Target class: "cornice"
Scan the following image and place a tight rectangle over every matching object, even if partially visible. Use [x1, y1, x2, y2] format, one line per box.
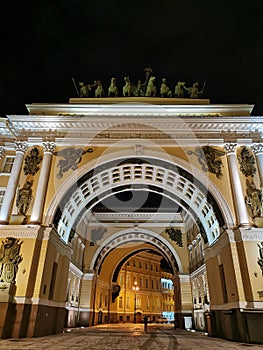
[25, 101, 254, 116]
[91, 212, 183, 223]
[3, 114, 263, 145]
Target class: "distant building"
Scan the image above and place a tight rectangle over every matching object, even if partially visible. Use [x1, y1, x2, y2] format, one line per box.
[116, 252, 163, 323]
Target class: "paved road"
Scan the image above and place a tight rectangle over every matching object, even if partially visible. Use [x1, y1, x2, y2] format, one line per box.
[0, 324, 262, 350]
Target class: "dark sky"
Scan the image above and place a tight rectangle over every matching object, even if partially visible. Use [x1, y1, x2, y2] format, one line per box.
[1, 1, 263, 116]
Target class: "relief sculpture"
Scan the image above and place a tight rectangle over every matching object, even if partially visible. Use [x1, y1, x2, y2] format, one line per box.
[16, 180, 33, 216]
[165, 227, 183, 247]
[24, 147, 43, 175]
[187, 146, 224, 178]
[238, 147, 256, 177]
[0, 237, 23, 283]
[245, 180, 263, 219]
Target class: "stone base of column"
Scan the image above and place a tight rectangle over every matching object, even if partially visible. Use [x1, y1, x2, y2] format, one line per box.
[9, 215, 26, 225]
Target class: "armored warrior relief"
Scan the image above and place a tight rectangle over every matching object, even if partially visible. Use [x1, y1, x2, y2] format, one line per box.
[245, 180, 263, 219]
[16, 180, 33, 216]
[0, 237, 23, 283]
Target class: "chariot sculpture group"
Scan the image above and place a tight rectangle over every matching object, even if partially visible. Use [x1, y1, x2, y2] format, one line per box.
[74, 67, 206, 99]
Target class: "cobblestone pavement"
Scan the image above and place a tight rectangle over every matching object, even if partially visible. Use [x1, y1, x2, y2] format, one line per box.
[0, 324, 263, 350]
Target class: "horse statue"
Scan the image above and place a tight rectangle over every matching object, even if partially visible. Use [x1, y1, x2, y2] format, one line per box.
[146, 76, 157, 97]
[160, 78, 172, 97]
[123, 76, 132, 97]
[108, 77, 118, 97]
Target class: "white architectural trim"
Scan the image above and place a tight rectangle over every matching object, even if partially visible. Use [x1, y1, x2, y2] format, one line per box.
[45, 151, 234, 246]
[89, 227, 184, 273]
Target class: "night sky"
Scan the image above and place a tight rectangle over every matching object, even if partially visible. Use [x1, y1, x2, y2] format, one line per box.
[1, 1, 263, 116]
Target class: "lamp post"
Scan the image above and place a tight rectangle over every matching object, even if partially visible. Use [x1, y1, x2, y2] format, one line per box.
[133, 281, 139, 323]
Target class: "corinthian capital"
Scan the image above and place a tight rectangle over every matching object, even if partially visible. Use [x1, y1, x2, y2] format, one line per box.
[15, 141, 28, 153]
[252, 143, 263, 155]
[0, 146, 5, 159]
[43, 142, 56, 153]
[224, 143, 237, 155]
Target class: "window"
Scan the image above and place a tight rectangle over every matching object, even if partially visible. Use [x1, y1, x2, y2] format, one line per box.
[119, 296, 123, 308]
[133, 260, 136, 267]
[49, 262, 58, 300]
[0, 188, 6, 210]
[146, 296, 149, 309]
[145, 262, 148, 269]
[126, 296, 130, 309]
[2, 156, 15, 173]
[139, 261, 142, 268]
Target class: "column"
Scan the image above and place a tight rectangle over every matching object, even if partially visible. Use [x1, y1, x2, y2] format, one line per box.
[30, 142, 55, 224]
[0, 141, 28, 224]
[252, 143, 263, 185]
[224, 143, 250, 227]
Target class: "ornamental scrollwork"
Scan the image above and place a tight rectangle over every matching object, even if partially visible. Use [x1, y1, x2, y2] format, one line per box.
[23, 148, 43, 175]
[0, 237, 23, 283]
[187, 146, 224, 178]
[165, 227, 183, 247]
[238, 147, 256, 177]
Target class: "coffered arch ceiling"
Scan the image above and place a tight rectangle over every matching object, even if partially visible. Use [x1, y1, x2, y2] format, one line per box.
[50, 156, 233, 246]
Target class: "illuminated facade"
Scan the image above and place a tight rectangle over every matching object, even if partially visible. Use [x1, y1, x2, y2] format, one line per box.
[0, 97, 262, 343]
[116, 252, 163, 323]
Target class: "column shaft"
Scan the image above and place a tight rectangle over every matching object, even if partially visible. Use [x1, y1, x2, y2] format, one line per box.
[30, 143, 54, 224]
[0, 145, 27, 223]
[225, 144, 250, 227]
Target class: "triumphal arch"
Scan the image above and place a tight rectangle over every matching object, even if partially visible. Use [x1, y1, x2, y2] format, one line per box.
[0, 94, 262, 343]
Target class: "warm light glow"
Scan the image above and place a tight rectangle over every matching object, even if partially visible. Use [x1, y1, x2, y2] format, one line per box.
[133, 281, 139, 291]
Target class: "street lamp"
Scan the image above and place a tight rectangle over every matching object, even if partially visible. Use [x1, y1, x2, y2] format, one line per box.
[133, 281, 139, 323]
